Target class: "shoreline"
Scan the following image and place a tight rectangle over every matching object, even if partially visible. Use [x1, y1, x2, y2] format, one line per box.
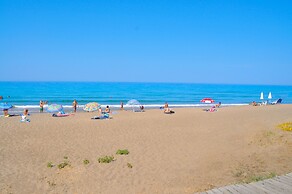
[5, 103, 252, 114]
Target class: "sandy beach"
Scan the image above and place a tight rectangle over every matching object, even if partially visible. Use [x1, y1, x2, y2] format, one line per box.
[0, 105, 292, 194]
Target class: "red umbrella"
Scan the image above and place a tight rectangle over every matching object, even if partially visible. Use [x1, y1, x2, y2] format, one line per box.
[200, 98, 215, 103]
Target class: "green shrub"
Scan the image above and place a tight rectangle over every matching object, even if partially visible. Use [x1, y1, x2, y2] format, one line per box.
[58, 161, 70, 169]
[98, 156, 114, 163]
[83, 159, 90, 165]
[127, 163, 133, 168]
[116, 149, 129, 155]
[47, 162, 54, 168]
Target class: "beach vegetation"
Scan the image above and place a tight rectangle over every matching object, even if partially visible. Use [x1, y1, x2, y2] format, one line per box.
[127, 163, 133, 168]
[245, 172, 276, 183]
[233, 166, 277, 184]
[47, 180, 56, 187]
[58, 161, 70, 169]
[98, 156, 114, 163]
[116, 149, 129, 155]
[47, 162, 54, 168]
[83, 159, 90, 165]
[264, 131, 275, 137]
[64, 156, 68, 159]
[278, 122, 292, 131]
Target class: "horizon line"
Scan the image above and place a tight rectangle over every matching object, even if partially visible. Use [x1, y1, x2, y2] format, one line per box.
[0, 81, 291, 87]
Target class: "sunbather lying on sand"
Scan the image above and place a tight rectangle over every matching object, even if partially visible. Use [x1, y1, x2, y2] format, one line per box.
[52, 111, 73, 117]
[164, 107, 175, 114]
[203, 106, 217, 112]
[91, 113, 111, 120]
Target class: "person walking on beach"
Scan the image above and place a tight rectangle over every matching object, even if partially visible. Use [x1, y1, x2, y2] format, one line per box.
[72, 99, 78, 112]
[39, 101, 44, 113]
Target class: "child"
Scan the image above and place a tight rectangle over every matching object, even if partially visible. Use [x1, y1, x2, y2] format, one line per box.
[21, 109, 30, 122]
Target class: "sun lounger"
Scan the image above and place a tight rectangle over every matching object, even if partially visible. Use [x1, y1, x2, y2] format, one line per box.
[270, 98, 282, 105]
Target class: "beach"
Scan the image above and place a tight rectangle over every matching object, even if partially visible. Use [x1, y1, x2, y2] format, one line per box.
[1, 105, 292, 194]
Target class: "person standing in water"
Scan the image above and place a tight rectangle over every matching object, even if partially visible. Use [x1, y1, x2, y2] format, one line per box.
[72, 99, 78, 112]
[120, 101, 124, 110]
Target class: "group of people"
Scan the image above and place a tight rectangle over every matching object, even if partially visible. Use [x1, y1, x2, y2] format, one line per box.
[2, 98, 181, 120]
[91, 105, 111, 120]
[2, 108, 30, 122]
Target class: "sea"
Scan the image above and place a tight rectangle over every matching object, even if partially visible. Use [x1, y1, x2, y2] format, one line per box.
[0, 82, 291, 113]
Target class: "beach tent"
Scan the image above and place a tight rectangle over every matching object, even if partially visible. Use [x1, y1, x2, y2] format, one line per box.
[126, 99, 141, 111]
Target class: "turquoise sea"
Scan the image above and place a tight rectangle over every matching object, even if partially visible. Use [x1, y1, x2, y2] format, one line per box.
[0, 82, 291, 112]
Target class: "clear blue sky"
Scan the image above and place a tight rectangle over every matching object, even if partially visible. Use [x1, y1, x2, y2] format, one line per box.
[0, 0, 291, 84]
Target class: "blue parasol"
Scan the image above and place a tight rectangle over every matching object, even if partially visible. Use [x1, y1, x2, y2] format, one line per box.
[47, 104, 63, 113]
[0, 103, 13, 110]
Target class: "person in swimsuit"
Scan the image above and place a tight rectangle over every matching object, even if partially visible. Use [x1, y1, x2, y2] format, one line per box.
[3, 109, 9, 117]
[21, 109, 30, 122]
[120, 101, 124, 110]
[164, 102, 175, 114]
[39, 101, 44, 113]
[72, 99, 78, 112]
[105, 106, 110, 113]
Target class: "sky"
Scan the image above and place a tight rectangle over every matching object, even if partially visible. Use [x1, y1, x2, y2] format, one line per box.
[0, 0, 291, 85]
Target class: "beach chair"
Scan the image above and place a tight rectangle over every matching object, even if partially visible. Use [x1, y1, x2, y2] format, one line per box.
[270, 98, 282, 105]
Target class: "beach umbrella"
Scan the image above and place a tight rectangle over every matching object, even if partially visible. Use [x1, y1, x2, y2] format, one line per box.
[126, 99, 141, 111]
[0, 103, 13, 110]
[126, 99, 141, 106]
[83, 102, 100, 112]
[200, 98, 215, 103]
[268, 92, 272, 99]
[260, 92, 264, 100]
[47, 104, 63, 113]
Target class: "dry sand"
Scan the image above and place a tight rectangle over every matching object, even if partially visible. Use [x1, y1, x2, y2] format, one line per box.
[0, 105, 292, 194]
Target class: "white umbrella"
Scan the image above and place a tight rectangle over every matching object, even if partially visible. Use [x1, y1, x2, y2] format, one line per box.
[260, 92, 264, 100]
[268, 92, 272, 99]
[126, 99, 141, 111]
